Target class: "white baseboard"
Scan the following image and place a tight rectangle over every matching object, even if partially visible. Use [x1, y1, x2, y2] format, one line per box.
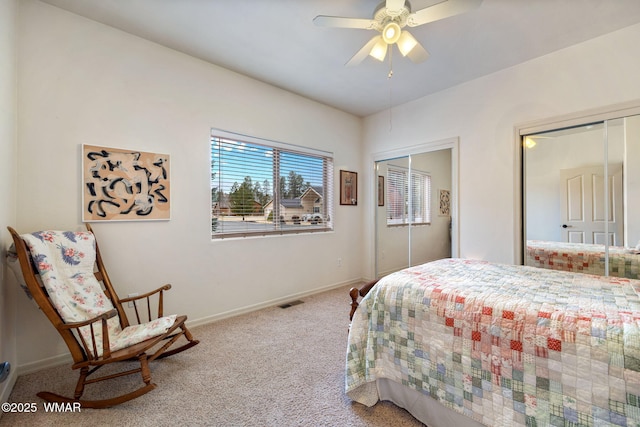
[0, 368, 17, 404]
[186, 277, 363, 329]
[17, 353, 72, 376]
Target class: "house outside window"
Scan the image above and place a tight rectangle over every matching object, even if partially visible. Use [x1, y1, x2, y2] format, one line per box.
[211, 130, 333, 238]
[386, 166, 431, 226]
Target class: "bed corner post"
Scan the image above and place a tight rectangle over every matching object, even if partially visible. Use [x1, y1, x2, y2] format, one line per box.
[349, 279, 380, 323]
[349, 287, 360, 321]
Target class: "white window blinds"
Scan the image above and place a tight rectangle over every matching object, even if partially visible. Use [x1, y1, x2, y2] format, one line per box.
[211, 130, 333, 238]
[386, 166, 431, 225]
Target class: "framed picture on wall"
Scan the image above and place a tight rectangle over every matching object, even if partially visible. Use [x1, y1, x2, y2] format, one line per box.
[340, 170, 358, 205]
[439, 189, 451, 217]
[82, 144, 171, 221]
[378, 176, 384, 206]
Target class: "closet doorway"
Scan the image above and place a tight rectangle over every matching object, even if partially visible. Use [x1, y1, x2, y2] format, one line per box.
[374, 138, 459, 278]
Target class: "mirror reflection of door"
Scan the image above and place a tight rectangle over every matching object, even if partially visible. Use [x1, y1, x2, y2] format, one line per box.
[375, 149, 452, 277]
[560, 164, 622, 244]
[523, 114, 640, 277]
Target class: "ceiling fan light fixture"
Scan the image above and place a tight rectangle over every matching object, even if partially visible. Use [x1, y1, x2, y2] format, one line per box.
[314, 0, 482, 67]
[369, 37, 388, 61]
[381, 22, 402, 44]
[397, 30, 418, 56]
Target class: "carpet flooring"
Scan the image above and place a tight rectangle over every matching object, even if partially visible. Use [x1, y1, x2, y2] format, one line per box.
[3, 285, 425, 426]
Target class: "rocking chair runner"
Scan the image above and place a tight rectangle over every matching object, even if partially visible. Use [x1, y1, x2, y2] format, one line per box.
[7, 225, 199, 408]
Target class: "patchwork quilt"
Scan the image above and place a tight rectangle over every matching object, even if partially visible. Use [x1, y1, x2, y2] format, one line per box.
[527, 240, 640, 279]
[346, 258, 640, 426]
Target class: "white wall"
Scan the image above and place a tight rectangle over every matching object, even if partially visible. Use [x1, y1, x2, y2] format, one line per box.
[16, 0, 363, 368]
[362, 22, 640, 273]
[0, 0, 18, 402]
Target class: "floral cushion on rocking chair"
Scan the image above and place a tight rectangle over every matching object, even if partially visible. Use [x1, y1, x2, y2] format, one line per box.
[21, 230, 176, 358]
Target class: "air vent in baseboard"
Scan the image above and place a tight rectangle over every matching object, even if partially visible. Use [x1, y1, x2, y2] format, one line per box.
[279, 300, 304, 309]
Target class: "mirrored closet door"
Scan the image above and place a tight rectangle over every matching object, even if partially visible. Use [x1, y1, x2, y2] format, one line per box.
[522, 112, 640, 278]
[375, 143, 457, 278]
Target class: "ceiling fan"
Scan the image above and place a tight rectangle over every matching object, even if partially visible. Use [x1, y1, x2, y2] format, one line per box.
[313, 0, 482, 67]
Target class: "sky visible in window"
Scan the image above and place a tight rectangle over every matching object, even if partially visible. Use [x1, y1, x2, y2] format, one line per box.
[211, 137, 324, 195]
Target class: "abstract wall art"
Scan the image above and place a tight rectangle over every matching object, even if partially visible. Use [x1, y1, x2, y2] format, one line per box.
[82, 144, 171, 221]
[439, 189, 450, 217]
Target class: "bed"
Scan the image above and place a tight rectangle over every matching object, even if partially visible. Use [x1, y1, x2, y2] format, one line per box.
[526, 240, 640, 279]
[346, 258, 640, 427]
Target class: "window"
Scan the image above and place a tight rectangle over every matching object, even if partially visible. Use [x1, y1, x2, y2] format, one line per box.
[386, 166, 431, 225]
[211, 130, 333, 238]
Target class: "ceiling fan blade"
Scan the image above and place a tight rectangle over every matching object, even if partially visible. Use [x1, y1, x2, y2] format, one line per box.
[407, 0, 482, 27]
[346, 35, 383, 67]
[406, 40, 430, 63]
[313, 15, 377, 29]
[385, 0, 406, 13]
[396, 31, 429, 63]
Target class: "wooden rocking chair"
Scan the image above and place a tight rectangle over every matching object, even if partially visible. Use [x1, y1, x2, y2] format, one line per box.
[7, 225, 199, 408]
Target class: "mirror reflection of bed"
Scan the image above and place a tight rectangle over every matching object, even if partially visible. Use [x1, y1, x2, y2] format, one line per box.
[523, 114, 640, 278]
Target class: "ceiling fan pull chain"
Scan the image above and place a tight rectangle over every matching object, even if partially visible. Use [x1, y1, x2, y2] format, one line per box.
[388, 48, 393, 131]
[388, 89, 393, 131]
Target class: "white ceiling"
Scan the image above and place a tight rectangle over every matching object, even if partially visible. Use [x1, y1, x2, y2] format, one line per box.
[38, 0, 640, 117]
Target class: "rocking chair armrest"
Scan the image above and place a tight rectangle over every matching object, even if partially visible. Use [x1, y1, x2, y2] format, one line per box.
[119, 284, 172, 323]
[119, 284, 172, 304]
[60, 309, 117, 360]
[59, 309, 118, 330]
